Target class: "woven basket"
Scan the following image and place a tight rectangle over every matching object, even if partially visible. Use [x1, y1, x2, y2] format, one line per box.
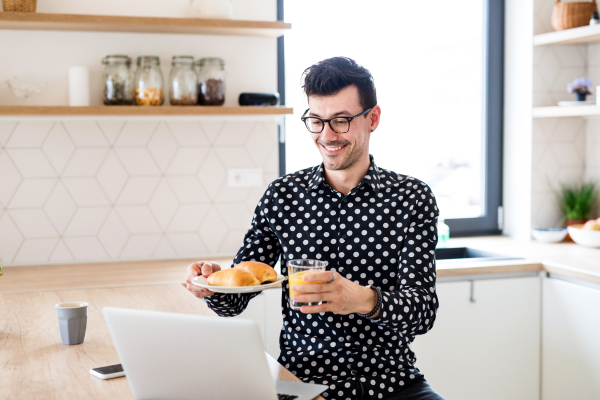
[2, 0, 37, 12]
[552, 0, 598, 31]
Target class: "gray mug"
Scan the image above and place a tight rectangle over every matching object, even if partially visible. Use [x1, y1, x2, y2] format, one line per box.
[55, 302, 88, 345]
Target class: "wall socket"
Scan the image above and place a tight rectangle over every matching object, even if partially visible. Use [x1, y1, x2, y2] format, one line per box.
[228, 168, 263, 188]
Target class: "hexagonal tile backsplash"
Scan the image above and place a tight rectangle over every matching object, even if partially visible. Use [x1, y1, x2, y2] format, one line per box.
[532, 0, 597, 229]
[0, 119, 279, 265]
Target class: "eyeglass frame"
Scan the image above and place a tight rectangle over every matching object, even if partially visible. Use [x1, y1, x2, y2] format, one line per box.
[300, 107, 374, 134]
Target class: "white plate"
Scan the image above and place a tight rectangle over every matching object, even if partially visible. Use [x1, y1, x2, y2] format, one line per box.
[191, 273, 285, 294]
[558, 100, 596, 106]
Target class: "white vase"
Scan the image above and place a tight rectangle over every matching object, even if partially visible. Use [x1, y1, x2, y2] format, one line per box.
[188, 0, 233, 19]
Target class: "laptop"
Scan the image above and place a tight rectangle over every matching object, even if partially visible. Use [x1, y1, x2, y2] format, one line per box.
[103, 307, 327, 400]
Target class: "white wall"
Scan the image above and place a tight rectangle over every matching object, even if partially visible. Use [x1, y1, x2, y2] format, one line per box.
[503, 0, 534, 239]
[0, 1, 281, 265]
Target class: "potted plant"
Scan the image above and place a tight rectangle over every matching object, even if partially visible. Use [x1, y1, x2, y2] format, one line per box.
[567, 77, 593, 101]
[554, 181, 599, 240]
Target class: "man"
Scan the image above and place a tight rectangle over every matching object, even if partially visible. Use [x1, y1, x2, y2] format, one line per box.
[186, 57, 444, 400]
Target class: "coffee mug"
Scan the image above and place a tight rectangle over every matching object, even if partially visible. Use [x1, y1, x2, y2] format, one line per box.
[55, 302, 88, 345]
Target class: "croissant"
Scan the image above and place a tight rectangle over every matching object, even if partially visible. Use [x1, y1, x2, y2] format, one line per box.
[207, 268, 260, 287]
[234, 261, 277, 283]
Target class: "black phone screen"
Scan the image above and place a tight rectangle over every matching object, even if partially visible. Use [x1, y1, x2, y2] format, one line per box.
[92, 364, 123, 374]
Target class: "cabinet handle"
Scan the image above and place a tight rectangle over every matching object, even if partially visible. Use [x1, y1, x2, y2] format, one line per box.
[469, 280, 476, 303]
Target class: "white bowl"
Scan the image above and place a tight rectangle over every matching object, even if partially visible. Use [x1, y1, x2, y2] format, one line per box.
[567, 224, 600, 248]
[532, 228, 567, 243]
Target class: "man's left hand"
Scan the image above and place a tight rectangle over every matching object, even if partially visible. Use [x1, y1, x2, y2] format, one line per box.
[293, 271, 378, 316]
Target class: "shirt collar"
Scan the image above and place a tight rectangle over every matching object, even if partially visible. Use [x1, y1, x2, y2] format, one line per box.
[307, 154, 382, 194]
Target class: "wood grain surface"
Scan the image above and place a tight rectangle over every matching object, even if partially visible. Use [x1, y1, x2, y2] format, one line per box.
[0, 257, 233, 293]
[0, 284, 323, 400]
[0, 12, 291, 37]
[0, 105, 294, 117]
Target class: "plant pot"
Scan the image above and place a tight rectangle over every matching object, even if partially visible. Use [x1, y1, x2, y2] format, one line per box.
[576, 93, 588, 101]
[565, 219, 586, 242]
[2, 0, 37, 12]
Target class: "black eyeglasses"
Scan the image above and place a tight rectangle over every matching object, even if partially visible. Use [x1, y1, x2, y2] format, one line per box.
[301, 107, 373, 134]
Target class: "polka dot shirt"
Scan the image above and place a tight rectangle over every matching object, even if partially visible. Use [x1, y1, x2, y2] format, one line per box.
[205, 155, 440, 400]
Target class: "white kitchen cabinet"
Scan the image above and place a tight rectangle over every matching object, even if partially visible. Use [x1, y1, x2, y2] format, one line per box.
[542, 277, 600, 400]
[263, 288, 283, 359]
[234, 293, 266, 344]
[233, 287, 283, 359]
[410, 276, 541, 400]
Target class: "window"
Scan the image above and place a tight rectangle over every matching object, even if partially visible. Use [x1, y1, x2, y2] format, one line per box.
[280, 0, 504, 236]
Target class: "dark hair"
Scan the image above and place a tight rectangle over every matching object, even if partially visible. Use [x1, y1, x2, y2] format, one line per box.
[302, 57, 377, 112]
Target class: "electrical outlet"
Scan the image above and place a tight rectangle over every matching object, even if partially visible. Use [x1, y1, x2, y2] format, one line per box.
[228, 168, 263, 188]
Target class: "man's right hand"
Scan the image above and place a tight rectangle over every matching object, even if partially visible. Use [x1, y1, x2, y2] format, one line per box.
[185, 261, 222, 298]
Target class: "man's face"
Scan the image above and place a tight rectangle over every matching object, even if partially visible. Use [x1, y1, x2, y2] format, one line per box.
[307, 85, 371, 171]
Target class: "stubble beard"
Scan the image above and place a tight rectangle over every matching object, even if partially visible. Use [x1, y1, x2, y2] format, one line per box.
[320, 134, 367, 171]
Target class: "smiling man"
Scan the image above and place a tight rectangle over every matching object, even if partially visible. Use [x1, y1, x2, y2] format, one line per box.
[186, 57, 444, 400]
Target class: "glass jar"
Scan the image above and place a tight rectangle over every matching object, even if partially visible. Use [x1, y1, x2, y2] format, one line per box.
[102, 55, 133, 105]
[169, 56, 198, 105]
[134, 56, 164, 106]
[196, 57, 225, 106]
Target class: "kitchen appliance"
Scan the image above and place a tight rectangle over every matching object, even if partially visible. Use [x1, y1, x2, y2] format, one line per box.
[239, 92, 281, 106]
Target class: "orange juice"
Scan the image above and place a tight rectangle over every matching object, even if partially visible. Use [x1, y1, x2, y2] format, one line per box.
[288, 270, 325, 310]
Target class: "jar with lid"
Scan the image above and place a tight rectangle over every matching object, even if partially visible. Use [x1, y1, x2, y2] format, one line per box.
[102, 55, 133, 105]
[169, 56, 198, 105]
[196, 57, 225, 105]
[134, 56, 164, 106]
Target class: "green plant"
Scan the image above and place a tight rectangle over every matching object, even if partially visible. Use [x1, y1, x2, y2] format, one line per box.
[553, 181, 599, 226]
[0, 263, 3, 277]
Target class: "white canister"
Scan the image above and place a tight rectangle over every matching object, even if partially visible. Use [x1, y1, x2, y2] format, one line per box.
[69, 66, 90, 106]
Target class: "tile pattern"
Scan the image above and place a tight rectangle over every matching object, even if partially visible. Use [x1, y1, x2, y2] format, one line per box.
[531, 0, 593, 228]
[0, 119, 279, 265]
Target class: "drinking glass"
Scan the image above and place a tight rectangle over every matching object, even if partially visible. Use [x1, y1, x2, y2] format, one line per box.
[288, 259, 328, 310]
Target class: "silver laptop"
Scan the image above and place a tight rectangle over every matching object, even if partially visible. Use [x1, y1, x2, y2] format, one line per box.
[103, 307, 327, 400]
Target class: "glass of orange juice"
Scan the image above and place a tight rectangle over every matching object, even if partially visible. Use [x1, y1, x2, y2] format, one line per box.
[288, 259, 328, 310]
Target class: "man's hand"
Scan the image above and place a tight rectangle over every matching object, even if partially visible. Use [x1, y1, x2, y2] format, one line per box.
[292, 271, 379, 317]
[185, 261, 222, 298]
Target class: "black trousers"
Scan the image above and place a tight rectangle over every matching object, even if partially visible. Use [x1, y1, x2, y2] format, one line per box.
[359, 378, 446, 400]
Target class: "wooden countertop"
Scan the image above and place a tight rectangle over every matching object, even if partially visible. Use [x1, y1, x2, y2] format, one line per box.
[1, 235, 600, 294]
[0, 284, 324, 400]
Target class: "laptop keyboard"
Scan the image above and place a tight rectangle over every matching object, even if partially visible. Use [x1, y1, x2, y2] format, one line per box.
[277, 394, 298, 400]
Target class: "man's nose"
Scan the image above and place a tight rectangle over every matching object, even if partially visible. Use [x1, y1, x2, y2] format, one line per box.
[319, 122, 340, 143]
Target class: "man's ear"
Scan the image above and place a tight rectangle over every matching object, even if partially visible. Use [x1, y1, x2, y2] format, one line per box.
[369, 105, 382, 132]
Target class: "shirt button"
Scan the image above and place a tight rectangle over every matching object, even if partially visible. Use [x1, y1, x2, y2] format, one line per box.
[351, 370, 357, 376]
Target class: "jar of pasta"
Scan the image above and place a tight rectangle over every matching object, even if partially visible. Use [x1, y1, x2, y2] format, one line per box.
[196, 57, 225, 106]
[134, 56, 164, 106]
[169, 56, 198, 105]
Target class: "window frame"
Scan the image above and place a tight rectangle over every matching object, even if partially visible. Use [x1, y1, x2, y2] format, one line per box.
[277, 0, 504, 237]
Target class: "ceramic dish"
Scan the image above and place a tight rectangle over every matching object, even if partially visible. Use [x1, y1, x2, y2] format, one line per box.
[531, 228, 567, 243]
[567, 224, 600, 248]
[191, 274, 285, 294]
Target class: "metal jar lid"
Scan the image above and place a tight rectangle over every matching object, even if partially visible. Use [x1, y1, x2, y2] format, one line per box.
[196, 57, 225, 67]
[137, 56, 160, 66]
[102, 55, 131, 65]
[172, 55, 195, 65]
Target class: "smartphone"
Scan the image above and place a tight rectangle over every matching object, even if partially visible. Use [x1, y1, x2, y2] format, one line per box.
[89, 364, 125, 380]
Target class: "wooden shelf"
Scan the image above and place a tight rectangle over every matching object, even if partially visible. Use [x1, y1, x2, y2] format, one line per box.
[534, 24, 600, 46]
[532, 105, 600, 118]
[0, 12, 291, 37]
[0, 105, 293, 117]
